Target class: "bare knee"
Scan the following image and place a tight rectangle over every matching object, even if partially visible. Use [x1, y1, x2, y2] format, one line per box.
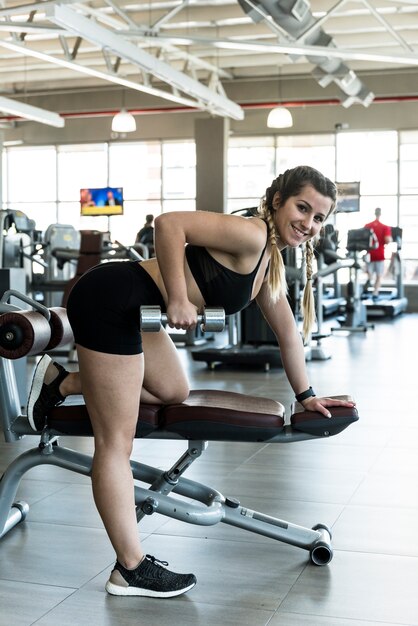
[93, 427, 136, 458]
[145, 379, 190, 405]
[163, 381, 190, 404]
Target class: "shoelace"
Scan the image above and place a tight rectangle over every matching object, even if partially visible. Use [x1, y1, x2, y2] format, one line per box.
[146, 554, 169, 568]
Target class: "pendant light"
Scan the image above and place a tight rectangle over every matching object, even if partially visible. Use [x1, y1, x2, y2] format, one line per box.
[111, 107, 136, 133]
[267, 67, 293, 129]
[267, 106, 293, 128]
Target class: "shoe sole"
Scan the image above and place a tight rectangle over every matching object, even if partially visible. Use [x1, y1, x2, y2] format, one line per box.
[105, 580, 196, 598]
[27, 354, 52, 431]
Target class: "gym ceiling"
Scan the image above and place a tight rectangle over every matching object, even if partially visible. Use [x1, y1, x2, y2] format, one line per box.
[1, 0, 418, 126]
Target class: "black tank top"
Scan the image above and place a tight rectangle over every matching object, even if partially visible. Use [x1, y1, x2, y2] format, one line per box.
[185, 227, 268, 315]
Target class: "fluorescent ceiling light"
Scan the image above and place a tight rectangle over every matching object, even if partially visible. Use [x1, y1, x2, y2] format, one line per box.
[2, 140, 24, 146]
[267, 107, 293, 128]
[212, 38, 418, 66]
[111, 108, 136, 132]
[0, 96, 64, 127]
[146, 33, 418, 67]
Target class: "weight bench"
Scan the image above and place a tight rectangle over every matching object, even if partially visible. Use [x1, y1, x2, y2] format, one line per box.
[0, 290, 359, 567]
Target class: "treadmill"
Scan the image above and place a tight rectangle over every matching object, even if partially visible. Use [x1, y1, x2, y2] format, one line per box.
[364, 226, 408, 319]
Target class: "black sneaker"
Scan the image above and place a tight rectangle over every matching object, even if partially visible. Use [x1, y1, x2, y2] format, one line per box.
[27, 354, 69, 432]
[105, 555, 197, 598]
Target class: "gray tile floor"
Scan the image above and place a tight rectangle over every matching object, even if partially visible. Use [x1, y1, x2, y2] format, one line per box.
[1, 313, 418, 626]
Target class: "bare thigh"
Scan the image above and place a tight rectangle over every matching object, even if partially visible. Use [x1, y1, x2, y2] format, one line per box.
[76, 346, 143, 443]
[142, 328, 189, 404]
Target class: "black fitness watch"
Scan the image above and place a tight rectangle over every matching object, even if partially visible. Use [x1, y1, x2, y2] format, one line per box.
[295, 386, 316, 403]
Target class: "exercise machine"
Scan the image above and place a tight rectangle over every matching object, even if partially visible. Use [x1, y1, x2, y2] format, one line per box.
[34, 223, 81, 307]
[332, 228, 375, 334]
[191, 307, 283, 371]
[363, 226, 408, 319]
[0, 209, 41, 405]
[34, 229, 144, 308]
[310, 225, 354, 360]
[0, 209, 41, 295]
[0, 290, 359, 567]
[311, 257, 353, 359]
[314, 225, 347, 318]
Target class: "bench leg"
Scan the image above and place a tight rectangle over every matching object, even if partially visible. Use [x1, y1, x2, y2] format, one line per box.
[223, 506, 333, 565]
[0, 444, 93, 539]
[130, 442, 334, 566]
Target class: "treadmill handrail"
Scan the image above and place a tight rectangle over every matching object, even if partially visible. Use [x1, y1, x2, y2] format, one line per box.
[314, 258, 354, 279]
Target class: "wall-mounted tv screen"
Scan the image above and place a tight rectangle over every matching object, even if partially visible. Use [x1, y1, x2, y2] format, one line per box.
[336, 181, 360, 213]
[80, 187, 124, 216]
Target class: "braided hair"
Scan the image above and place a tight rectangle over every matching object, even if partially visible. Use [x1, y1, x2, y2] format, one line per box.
[257, 165, 337, 340]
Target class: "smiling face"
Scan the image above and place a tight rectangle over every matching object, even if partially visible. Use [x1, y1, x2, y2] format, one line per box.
[272, 184, 333, 249]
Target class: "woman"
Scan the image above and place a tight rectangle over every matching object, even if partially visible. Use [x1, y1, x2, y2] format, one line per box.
[27, 165, 355, 599]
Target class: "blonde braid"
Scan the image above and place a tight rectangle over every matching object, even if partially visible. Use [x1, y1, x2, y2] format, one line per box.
[302, 239, 316, 342]
[264, 209, 287, 302]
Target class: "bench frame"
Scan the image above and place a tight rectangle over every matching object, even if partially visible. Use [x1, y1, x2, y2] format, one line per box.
[0, 294, 359, 567]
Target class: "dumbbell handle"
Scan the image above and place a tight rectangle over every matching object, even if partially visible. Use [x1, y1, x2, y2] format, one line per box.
[140, 306, 225, 332]
[160, 313, 205, 325]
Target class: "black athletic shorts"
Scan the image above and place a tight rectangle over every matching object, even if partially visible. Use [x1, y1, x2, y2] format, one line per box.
[66, 261, 166, 355]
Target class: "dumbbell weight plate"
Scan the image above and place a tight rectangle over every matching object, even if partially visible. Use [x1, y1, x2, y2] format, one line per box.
[140, 306, 162, 332]
[202, 308, 225, 332]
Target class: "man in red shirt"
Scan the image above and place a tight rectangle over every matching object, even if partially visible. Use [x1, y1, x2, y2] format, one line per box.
[364, 208, 392, 301]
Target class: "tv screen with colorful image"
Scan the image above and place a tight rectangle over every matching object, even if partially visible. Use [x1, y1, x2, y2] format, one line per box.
[80, 187, 124, 217]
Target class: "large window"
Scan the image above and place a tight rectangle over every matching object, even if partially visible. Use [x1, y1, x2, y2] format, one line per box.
[336, 131, 398, 196]
[399, 131, 418, 281]
[2, 130, 418, 283]
[276, 134, 335, 181]
[162, 141, 196, 213]
[228, 137, 275, 213]
[3, 140, 196, 247]
[227, 134, 336, 214]
[6, 146, 58, 232]
[57, 143, 108, 233]
[335, 130, 414, 284]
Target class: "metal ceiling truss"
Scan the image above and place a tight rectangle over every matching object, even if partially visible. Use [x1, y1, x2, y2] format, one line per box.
[1, 0, 418, 125]
[0, 0, 242, 119]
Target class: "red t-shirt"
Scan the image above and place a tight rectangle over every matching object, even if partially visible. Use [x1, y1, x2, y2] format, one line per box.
[364, 219, 392, 261]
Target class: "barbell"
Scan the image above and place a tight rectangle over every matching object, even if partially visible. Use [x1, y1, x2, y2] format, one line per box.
[140, 306, 225, 333]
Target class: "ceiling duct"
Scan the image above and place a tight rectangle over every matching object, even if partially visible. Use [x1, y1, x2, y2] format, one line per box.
[237, 0, 374, 107]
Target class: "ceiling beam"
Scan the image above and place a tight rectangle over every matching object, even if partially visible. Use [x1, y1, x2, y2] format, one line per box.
[46, 3, 243, 119]
[0, 0, 78, 18]
[0, 96, 65, 127]
[0, 37, 229, 111]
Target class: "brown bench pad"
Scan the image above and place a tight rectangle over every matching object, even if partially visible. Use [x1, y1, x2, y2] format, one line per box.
[47, 390, 285, 441]
[161, 390, 285, 441]
[291, 395, 358, 437]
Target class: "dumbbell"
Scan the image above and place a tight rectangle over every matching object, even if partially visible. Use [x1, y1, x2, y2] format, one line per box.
[140, 306, 225, 332]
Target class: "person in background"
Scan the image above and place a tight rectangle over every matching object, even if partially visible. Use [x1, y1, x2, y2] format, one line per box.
[135, 214, 155, 256]
[364, 207, 392, 302]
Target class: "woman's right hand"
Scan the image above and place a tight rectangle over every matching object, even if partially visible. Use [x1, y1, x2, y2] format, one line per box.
[166, 300, 199, 330]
